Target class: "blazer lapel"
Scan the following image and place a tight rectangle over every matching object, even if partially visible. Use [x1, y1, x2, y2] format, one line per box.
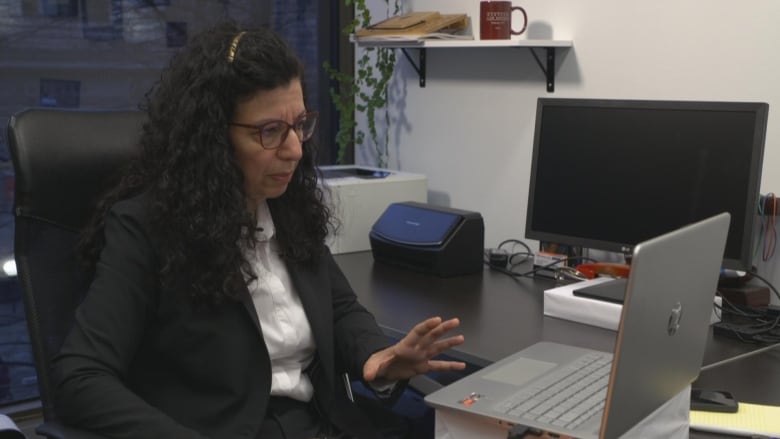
[287, 258, 336, 405]
[238, 284, 262, 335]
[288, 259, 333, 361]
[236, 252, 337, 411]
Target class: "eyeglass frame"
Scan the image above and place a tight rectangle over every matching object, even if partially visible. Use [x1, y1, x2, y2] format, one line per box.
[229, 110, 319, 150]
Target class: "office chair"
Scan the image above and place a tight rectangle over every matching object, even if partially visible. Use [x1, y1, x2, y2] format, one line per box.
[7, 107, 447, 439]
[8, 108, 145, 439]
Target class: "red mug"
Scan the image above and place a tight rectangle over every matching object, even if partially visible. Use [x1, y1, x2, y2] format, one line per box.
[480, 1, 527, 40]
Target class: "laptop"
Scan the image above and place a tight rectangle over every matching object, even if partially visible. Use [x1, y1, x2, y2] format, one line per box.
[425, 212, 731, 439]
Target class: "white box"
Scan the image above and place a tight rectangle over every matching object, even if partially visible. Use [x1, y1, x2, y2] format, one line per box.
[319, 165, 427, 254]
[543, 278, 722, 331]
[544, 277, 623, 331]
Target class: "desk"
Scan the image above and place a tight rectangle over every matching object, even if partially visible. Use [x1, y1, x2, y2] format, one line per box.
[335, 252, 766, 368]
[335, 252, 780, 438]
[690, 344, 780, 438]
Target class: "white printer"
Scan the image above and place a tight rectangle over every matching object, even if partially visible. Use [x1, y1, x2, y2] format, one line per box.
[319, 165, 427, 254]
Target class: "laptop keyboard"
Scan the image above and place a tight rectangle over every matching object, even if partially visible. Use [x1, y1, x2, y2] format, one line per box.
[494, 351, 613, 430]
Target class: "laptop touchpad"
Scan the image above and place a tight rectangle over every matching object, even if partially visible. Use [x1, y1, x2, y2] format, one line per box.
[483, 358, 557, 387]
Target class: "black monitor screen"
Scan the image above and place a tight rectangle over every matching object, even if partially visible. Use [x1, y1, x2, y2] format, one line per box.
[525, 98, 768, 270]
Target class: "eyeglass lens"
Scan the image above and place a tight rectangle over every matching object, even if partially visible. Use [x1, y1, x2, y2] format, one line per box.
[260, 113, 317, 149]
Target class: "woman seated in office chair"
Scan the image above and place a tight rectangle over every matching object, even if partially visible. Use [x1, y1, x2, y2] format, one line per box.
[51, 21, 465, 439]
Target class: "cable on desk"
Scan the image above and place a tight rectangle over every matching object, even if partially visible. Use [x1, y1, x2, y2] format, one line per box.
[700, 341, 780, 371]
[497, 239, 533, 262]
[484, 239, 535, 270]
[486, 254, 597, 279]
[714, 290, 780, 343]
[486, 237, 607, 280]
[746, 270, 780, 303]
[712, 319, 780, 344]
[714, 270, 780, 327]
[757, 192, 777, 261]
[716, 294, 770, 319]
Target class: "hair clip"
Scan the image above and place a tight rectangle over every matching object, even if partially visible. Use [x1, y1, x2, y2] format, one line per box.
[227, 31, 247, 63]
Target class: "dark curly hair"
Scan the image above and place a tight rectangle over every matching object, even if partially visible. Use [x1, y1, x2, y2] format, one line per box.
[79, 21, 333, 306]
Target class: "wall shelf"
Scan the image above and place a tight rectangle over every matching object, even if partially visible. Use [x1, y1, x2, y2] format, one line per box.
[355, 39, 573, 91]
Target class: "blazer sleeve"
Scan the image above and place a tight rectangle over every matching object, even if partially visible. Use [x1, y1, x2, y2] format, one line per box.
[51, 199, 207, 439]
[325, 251, 409, 402]
[324, 250, 387, 373]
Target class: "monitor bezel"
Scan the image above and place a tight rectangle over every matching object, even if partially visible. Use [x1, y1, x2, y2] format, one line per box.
[525, 97, 769, 271]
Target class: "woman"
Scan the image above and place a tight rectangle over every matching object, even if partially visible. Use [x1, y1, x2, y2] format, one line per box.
[52, 21, 465, 438]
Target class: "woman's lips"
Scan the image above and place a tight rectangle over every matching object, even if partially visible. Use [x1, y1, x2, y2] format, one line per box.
[269, 171, 293, 182]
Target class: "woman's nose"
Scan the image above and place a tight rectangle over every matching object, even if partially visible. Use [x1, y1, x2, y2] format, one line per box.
[277, 129, 304, 160]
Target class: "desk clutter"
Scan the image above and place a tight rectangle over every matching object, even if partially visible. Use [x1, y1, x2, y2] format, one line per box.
[369, 201, 484, 277]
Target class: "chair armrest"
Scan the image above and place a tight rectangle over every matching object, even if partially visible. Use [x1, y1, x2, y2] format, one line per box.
[408, 374, 444, 396]
[36, 421, 107, 439]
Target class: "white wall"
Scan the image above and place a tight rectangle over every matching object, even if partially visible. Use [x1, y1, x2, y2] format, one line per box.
[357, 0, 780, 304]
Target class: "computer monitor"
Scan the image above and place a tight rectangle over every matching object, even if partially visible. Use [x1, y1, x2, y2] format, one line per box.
[525, 98, 768, 271]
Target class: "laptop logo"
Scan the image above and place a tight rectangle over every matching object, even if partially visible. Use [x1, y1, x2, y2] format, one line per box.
[667, 302, 683, 335]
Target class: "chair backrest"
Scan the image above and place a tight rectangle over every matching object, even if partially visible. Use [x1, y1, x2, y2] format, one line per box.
[7, 108, 144, 422]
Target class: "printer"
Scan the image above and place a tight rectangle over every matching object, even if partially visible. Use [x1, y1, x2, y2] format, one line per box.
[319, 165, 427, 254]
[369, 201, 484, 277]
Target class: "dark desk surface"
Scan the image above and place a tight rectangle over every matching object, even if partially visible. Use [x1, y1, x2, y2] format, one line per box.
[695, 344, 780, 405]
[335, 252, 780, 438]
[335, 252, 766, 368]
[690, 344, 780, 438]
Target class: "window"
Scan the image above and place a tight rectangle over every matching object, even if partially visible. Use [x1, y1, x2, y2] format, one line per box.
[0, 0, 350, 410]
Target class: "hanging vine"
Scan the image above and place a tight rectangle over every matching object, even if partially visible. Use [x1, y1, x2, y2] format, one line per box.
[324, 0, 400, 167]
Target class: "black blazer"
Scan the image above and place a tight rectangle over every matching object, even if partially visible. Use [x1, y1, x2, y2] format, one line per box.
[51, 195, 394, 438]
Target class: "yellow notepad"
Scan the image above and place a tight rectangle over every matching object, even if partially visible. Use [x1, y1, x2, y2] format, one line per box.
[690, 403, 780, 437]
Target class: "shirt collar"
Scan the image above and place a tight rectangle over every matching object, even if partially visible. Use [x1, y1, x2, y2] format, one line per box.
[255, 201, 276, 241]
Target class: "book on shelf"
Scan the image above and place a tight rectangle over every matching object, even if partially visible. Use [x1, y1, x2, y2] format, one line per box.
[354, 31, 474, 46]
[354, 12, 471, 44]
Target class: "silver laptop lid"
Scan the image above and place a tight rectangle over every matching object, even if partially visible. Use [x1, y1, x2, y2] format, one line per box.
[601, 212, 730, 438]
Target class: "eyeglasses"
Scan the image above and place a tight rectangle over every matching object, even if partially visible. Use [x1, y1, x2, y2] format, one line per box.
[230, 111, 319, 150]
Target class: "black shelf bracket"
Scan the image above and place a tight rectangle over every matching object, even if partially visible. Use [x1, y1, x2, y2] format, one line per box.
[528, 47, 557, 93]
[398, 45, 560, 92]
[400, 47, 427, 87]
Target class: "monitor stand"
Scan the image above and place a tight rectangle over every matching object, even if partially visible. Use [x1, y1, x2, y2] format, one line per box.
[572, 278, 628, 304]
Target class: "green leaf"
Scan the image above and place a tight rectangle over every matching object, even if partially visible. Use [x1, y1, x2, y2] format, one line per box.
[329, 0, 399, 165]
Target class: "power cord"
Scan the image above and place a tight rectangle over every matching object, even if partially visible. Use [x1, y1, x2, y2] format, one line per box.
[746, 270, 780, 303]
[756, 192, 777, 261]
[714, 271, 780, 343]
[484, 238, 600, 279]
[485, 253, 596, 279]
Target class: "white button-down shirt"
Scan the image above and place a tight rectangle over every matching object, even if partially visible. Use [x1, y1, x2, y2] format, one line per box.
[244, 201, 316, 402]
